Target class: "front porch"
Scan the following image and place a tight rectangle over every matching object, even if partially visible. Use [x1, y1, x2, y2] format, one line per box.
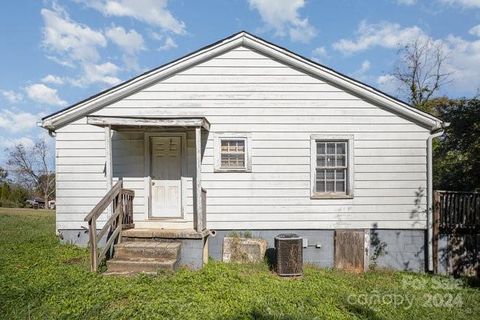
[84, 115, 211, 272]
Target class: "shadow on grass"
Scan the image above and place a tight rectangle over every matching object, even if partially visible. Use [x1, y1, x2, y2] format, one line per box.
[235, 308, 317, 320]
[343, 303, 383, 320]
[463, 276, 480, 288]
[265, 247, 276, 271]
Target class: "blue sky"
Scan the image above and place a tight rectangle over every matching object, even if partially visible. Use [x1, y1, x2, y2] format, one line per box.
[0, 0, 479, 162]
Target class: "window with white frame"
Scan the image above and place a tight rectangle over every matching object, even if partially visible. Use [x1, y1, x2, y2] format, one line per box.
[311, 135, 354, 198]
[214, 134, 252, 172]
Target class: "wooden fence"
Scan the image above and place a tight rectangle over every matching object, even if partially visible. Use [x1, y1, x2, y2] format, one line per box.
[433, 191, 480, 276]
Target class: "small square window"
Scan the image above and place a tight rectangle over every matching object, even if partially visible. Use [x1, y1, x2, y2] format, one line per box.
[215, 134, 251, 172]
[220, 140, 246, 169]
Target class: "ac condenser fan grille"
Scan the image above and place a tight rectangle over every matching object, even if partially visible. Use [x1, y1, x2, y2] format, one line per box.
[275, 234, 303, 276]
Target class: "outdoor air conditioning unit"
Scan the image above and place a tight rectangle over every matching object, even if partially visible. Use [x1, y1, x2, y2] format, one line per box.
[275, 234, 303, 276]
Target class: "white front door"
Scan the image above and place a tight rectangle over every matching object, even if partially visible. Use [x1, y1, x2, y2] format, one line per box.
[150, 136, 182, 218]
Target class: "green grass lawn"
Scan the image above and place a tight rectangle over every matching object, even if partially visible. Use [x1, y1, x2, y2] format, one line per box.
[0, 208, 479, 320]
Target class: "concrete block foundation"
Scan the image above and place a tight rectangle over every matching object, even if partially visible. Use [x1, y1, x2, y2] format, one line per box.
[208, 229, 426, 272]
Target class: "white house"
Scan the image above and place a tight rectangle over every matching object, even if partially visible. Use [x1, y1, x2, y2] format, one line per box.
[41, 32, 445, 272]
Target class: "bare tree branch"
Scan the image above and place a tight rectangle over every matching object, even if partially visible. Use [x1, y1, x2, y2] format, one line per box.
[393, 39, 451, 109]
[6, 140, 55, 202]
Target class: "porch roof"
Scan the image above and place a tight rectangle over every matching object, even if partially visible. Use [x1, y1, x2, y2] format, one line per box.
[86, 115, 210, 131]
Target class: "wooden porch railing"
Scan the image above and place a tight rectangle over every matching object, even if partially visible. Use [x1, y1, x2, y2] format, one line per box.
[84, 180, 135, 271]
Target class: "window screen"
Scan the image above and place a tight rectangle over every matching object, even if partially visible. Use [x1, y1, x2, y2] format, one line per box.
[220, 139, 246, 169]
[315, 141, 348, 193]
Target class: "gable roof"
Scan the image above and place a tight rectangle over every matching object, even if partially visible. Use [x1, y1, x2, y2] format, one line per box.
[41, 31, 444, 132]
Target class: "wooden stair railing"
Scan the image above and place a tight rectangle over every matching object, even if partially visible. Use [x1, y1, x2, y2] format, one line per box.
[84, 180, 135, 271]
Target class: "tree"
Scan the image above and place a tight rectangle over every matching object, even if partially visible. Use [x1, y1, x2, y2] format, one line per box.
[393, 39, 450, 110]
[432, 98, 480, 191]
[0, 167, 7, 183]
[36, 173, 56, 201]
[9, 184, 29, 207]
[1, 182, 10, 201]
[6, 140, 55, 203]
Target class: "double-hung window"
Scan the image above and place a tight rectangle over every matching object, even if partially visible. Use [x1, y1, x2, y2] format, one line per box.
[311, 135, 354, 198]
[214, 133, 252, 172]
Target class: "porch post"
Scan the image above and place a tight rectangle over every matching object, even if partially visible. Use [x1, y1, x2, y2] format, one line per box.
[105, 125, 113, 216]
[194, 126, 204, 231]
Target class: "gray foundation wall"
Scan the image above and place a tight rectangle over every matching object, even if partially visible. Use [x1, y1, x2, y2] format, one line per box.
[369, 229, 426, 272]
[178, 238, 206, 270]
[208, 229, 427, 272]
[58, 229, 91, 247]
[59, 228, 427, 272]
[209, 230, 335, 267]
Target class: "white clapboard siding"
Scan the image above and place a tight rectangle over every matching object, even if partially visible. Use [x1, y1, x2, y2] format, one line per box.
[110, 99, 377, 108]
[184, 197, 425, 206]
[190, 188, 423, 198]
[145, 82, 339, 92]
[206, 212, 426, 222]
[208, 221, 427, 229]
[202, 139, 426, 149]
[56, 45, 430, 231]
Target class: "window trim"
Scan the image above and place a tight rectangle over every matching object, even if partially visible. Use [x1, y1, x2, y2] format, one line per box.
[214, 133, 252, 172]
[310, 134, 354, 199]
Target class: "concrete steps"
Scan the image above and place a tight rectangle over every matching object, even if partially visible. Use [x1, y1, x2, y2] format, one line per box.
[114, 242, 181, 260]
[105, 239, 181, 275]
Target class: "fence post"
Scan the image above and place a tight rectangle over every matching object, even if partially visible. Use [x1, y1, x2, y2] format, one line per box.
[432, 191, 441, 274]
[89, 219, 97, 272]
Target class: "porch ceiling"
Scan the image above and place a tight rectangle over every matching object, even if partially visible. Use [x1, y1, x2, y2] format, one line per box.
[86, 115, 210, 131]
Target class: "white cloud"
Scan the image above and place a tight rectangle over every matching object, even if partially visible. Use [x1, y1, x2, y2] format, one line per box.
[376, 74, 401, 94]
[0, 136, 35, 149]
[1, 90, 23, 104]
[77, 0, 186, 34]
[150, 31, 163, 41]
[346, 21, 480, 95]
[441, 35, 480, 94]
[350, 60, 372, 82]
[41, 6, 107, 65]
[439, 0, 480, 8]
[41, 74, 64, 85]
[313, 47, 327, 57]
[358, 60, 371, 73]
[41, 5, 124, 88]
[333, 21, 427, 54]
[289, 19, 317, 43]
[69, 62, 122, 87]
[106, 26, 145, 71]
[311, 46, 328, 63]
[0, 109, 39, 133]
[248, 0, 317, 43]
[45, 55, 76, 68]
[397, 0, 417, 5]
[25, 83, 67, 106]
[157, 36, 177, 51]
[106, 26, 145, 54]
[469, 25, 480, 37]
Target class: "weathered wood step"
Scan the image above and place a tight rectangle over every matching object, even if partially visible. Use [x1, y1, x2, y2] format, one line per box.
[114, 242, 181, 260]
[106, 258, 178, 273]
